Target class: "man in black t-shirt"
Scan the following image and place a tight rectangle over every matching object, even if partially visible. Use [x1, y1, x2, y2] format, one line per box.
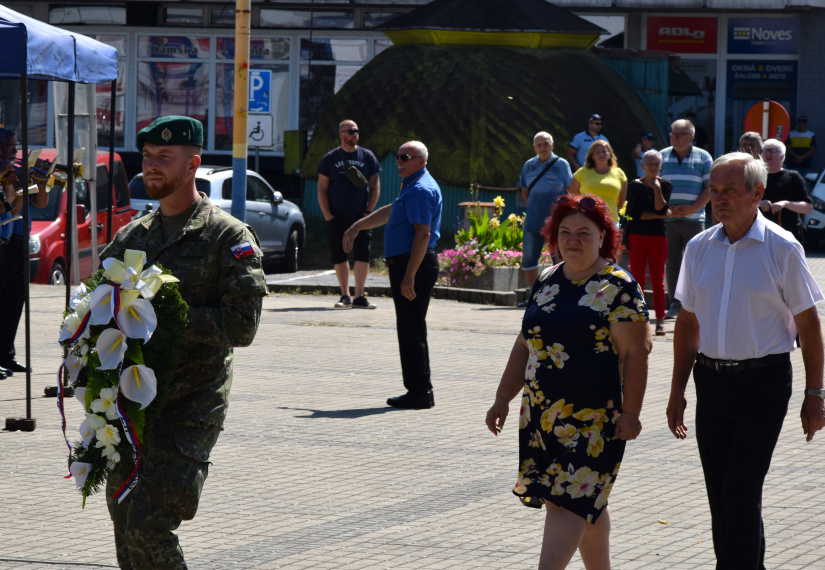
[318, 120, 382, 309]
[759, 138, 812, 243]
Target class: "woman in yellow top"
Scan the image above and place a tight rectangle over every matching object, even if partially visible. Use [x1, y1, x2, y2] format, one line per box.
[569, 140, 628, 223]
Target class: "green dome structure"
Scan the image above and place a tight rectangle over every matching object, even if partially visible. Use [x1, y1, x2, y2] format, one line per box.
[302, 43, 663, 188]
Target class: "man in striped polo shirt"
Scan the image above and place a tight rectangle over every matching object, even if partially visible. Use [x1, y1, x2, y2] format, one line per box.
[661, 118, 713, 319]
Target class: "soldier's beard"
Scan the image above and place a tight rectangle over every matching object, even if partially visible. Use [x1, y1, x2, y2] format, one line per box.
[145, 180, 178, 200]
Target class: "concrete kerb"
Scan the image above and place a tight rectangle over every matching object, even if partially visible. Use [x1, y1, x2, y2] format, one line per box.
[266, 283, 524, 307]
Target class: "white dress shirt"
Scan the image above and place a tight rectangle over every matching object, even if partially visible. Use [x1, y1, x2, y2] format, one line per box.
[676, 211, 823, 360]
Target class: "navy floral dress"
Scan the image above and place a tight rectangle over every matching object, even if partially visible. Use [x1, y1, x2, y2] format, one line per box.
[514, 263, 648, 523]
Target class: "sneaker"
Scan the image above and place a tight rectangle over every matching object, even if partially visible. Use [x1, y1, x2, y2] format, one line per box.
[352, 296, 376, 309]
[665, 304, 681, 319]
[334, 295, 352, 309]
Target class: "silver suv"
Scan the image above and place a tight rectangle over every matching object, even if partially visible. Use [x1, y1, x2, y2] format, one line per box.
[129, 166, 305, 271]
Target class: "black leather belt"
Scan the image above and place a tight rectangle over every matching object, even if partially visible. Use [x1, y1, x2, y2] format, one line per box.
[696, 352, 790, 373]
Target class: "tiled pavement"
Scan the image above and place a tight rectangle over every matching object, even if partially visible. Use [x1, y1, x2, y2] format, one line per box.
[3, 254, 825, 569]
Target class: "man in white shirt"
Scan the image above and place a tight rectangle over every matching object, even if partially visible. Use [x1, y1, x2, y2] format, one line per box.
[666, 152, 825, 569]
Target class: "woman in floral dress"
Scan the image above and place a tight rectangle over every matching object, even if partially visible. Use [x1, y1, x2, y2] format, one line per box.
[486, 195, 651, 569]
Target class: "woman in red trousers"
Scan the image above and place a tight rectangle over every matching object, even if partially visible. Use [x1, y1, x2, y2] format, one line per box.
[626, 149, 672, 336]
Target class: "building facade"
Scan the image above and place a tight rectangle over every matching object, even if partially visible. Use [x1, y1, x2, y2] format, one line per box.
[2, 0, 823, 182]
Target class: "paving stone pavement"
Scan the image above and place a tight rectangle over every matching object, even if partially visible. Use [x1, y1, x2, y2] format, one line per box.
[2, 253, 825, 569]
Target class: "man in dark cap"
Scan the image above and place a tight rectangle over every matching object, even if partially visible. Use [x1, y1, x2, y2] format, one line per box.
[632, 132, 657, 178]
[567, 113, 609, 171]
[101, 115, 268, 568]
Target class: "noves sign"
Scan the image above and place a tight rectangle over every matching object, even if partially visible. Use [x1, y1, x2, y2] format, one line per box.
[728, 17, 799, 55]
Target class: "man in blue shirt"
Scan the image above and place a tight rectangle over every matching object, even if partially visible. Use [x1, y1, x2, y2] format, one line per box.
[0, 128, 48, 375]
[567, 114, 609, 171]
[518, 131, 572, 303]
[343, 140, 442, 409]
[660, 119, 712, 319]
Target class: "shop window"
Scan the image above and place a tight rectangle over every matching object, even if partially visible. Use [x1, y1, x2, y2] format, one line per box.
[299, 63, 362, 131]
[260, 9, 354, 30]
[301, 39, 367, 62]
[364, 11, 405, 29]
[0, 79, 48, 146]
[211, 8, 235, 26]
[88, 35, 128, 150]
[95, 62, 127, 149]
[138, 36, 210, 59]
[375, 39, 393, 57]
[164, 7, 204, 25]
[49, 6, 126, 25]
[135, 62, 209, 147]
[216, 38, 290, 61]
[214, 63, 288, 153]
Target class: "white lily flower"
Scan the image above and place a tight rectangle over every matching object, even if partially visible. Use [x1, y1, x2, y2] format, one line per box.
[120, 365, 157, 410]
[90, 387, 119, 421]
[79, 420, 94, 448]
[74, 386, 87, 411]
[70, 282, 88, 305]
[95, 423, 121, 447]
[136, 270, 179, 301]
[101, 444, 121, 469]
[69, 461, 93, 490]
[96, 328, 128, 370]
[88, 283, 140, 326]
[64, 354, 85, 385]
[117, 299, 157, 343]
[103, 250, 178, 301]
[58, 303, 91, 343]
[85, 413, 106, 431]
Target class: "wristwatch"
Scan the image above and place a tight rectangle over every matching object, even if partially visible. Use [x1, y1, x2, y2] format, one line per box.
[804, 388, 825, 399]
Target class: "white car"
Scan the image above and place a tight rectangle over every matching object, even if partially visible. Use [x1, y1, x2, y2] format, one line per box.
[129, 166, 305, 271]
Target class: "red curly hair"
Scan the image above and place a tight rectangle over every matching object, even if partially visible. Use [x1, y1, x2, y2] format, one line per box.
[541, 194, 621, 262]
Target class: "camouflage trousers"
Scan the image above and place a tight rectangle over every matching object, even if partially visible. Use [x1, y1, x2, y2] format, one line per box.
[106, 422, 222, 569]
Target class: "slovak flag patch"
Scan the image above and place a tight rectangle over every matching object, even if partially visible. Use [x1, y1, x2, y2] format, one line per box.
[232, 241, 254, 259]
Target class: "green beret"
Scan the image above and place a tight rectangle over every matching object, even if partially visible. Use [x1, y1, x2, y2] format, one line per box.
[137, 115, 203, 151]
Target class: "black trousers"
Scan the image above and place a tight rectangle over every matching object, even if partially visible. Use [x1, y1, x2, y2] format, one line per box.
[693, 358, 792, 570]
[387, 251, 439, 394]
[0, 235, 25, 365]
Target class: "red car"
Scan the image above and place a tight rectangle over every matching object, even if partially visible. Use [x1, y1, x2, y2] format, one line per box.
[27, 149, 132, 284]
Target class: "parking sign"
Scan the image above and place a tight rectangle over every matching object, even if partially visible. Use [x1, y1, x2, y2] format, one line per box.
[248, 69, 272, 114]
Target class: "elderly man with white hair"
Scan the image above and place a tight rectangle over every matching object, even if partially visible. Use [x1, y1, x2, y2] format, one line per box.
[667, 151, 825, 569]
[343, 141, 442, 409]
[759, 137, 813, 243]
[517, 131, 573, 302]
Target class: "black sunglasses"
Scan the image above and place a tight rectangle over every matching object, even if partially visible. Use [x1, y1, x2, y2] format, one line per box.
[591, 122, 603, 126]
[395, 153, 421, 162]
[340, 128, 359, 135]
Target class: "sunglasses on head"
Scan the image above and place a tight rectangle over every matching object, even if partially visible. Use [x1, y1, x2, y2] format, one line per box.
[340, 128, 359, 135]
[395, 153, 421, 162]
[559, 195, 597, 213]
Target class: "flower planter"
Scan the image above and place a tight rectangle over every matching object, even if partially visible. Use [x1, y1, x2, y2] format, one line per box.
[459, 266, 527, 291]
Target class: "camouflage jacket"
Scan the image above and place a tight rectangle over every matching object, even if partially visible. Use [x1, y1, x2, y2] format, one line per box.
[100, 194, 268, 428]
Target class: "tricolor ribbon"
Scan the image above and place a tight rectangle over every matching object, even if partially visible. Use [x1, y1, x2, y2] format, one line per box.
[112, 394, 141, 503]
[112, 283, 123, 332]
[57, 310, 91, 478]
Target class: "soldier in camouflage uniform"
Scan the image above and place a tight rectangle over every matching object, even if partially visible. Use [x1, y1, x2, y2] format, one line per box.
[101, 116, 268, 569]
